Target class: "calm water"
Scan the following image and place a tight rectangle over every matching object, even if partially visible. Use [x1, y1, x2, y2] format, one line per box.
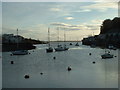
[2, 42, 118, 88]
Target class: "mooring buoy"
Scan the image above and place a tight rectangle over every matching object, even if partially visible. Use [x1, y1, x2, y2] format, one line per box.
[89, 53, 92, 55]
[11, 61, 14, 64]
[67, 66, 72, 71]
[24, 75, 30, 79]
[92, 61, 96, 64]
[40, 72, 43, 75]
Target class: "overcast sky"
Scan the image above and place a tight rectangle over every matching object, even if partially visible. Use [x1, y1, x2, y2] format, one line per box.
[2, 2, 118, 41]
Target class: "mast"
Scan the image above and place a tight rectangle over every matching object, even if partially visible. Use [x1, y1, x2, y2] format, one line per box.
[57, 27, 59, 45]
[64, 29, 66, 45]
[17, 28, 19, 49]
[48, 27, 50, 47]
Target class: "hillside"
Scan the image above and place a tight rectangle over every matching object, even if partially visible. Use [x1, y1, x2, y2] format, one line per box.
[82, 17, 120, 49]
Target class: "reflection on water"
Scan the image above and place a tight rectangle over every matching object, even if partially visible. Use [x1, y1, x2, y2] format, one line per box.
[2, 42, 118, 88]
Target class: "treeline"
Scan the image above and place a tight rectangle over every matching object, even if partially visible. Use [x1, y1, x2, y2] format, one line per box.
[100, 17, 120, 34]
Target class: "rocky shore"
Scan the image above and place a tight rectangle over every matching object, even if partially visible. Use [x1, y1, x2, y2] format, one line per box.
[2, 34, 47, 52]
[82, 17, 120, 49]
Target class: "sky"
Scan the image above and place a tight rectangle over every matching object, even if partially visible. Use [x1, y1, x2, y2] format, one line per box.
[2, 1, 118, 41]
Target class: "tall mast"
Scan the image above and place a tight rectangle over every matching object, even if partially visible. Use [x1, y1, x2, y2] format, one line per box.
[17, 28, 19, 49]
[64, 29, 66, 45]
[57, 27, 59, 45]
[48, 27, 50, 47]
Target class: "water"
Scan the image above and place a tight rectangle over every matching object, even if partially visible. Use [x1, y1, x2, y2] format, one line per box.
[2, 42, 118, 88]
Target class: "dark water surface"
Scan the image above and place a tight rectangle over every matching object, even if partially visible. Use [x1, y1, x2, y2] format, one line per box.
[2, 42, 118, 88]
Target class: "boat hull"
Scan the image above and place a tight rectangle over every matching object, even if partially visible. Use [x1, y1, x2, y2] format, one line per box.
[12, 50, 28, 55]
[64, 47, 69, 50]
[46, 48, 53, 53]
[54, 48, 65, 51]
[101, 54, 113, 59]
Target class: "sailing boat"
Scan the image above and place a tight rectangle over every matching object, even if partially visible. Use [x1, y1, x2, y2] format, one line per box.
[11, 29, 29, 55]
[54, 27, 65, 51]
[63, 30, 69, 50]
[46, 27, 53, 53]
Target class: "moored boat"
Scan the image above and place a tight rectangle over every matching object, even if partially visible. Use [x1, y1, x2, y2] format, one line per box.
[101, 53, 114, 59]
[46, 27, 53, 53]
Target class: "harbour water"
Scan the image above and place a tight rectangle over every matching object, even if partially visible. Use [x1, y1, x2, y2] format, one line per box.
[2, 42, 118, 88]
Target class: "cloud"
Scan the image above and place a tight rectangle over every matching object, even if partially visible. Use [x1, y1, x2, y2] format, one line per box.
[91, 19, 103, 24]
[81, 2, 118, 12]
[64, 17, 74, 20]
[50, 22, 70, 27]
[50, 22, 100, 31]
[93, 0, 119, 2]
[2, 0, 119, 2]
[74, 9, 91, 12]
[50, 8, 61, 12]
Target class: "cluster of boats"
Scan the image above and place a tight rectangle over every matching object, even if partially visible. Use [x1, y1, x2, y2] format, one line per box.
[11, 28, 115, 59]
[46, 28, 70, 52]
[46, 44, 69, 53]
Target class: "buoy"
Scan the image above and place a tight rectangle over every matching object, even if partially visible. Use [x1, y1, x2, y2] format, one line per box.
[89, 53, 91, 55]
[53, 57, 56, 59]
[24, 75, 30, 79]
[29, 53, 30, 54]
[11, 61, 14, 64]
[40, 72, 43, 75]
[115, 56, 117, 57]
[92, 61, 96, 64]
[67, 66, 72, 71]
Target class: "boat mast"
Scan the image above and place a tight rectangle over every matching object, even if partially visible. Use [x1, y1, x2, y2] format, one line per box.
[48, 27, 50, 48]
[57, 27, 59, 45]
[17, 28, 19, 49]
[64, 29, 66, 45]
